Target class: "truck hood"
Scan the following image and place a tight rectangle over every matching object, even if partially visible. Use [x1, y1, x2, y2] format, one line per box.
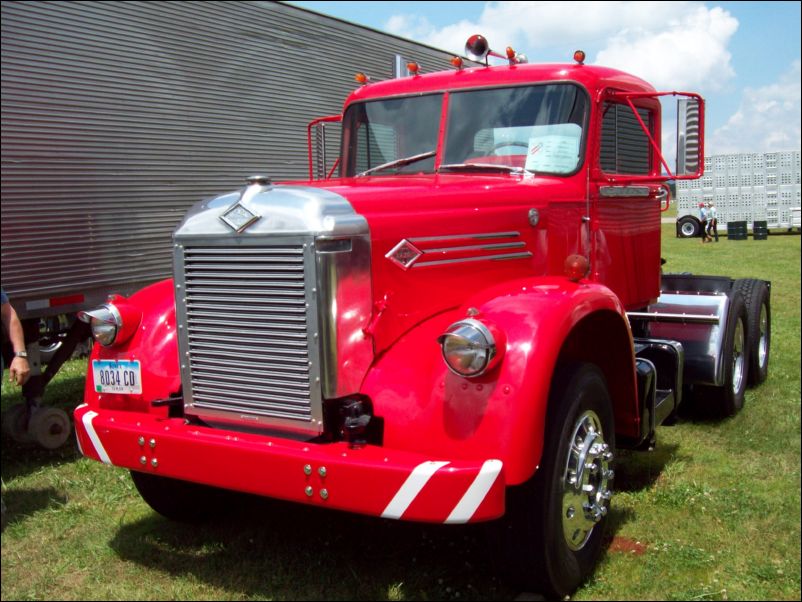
[175, 173, 584, 359]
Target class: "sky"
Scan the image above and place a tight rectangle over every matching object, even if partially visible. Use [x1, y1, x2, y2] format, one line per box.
[288, 1, 801, 157]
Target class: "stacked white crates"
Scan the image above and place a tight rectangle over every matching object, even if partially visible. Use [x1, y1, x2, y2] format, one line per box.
[677, 150, 801, 230]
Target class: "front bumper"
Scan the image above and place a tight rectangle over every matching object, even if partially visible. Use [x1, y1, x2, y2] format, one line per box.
[74, 404, 505, 523]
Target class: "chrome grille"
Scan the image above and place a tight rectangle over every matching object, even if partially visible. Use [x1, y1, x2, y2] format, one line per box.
[181, 245, 314, 424]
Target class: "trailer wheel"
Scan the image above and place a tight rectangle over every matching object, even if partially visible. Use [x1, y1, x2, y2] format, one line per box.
[130, 470, 233, 523]
[1, 403, 33, 444]
[698, 292, 749, 417]
[28, 407, 71, 449]
[677, 216, 700, 238]
[493, 363, 614, 598]
[732, 279, 770, 386]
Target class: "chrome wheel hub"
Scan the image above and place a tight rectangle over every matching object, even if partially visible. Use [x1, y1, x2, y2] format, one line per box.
[758, 305, 768, 368]
[732, 319, 745, 394]
[561, 410, 613, 551]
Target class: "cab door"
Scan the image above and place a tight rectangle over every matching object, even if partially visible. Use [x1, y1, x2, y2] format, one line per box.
[590, 94, 664, 310]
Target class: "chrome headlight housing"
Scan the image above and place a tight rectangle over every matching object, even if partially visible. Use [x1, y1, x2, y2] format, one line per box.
[437, 318, 502, 377]
[79, 305, 121, 346]
[78, 299, 141, 347]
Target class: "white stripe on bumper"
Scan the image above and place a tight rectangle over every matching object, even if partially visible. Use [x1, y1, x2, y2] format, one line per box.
[445, 459, 504, 523]
[81, 410, 111, 464]
[381, 460, 450, 519]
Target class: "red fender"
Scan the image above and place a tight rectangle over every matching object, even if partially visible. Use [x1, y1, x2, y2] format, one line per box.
[82, 278, 180, 415]
[361, 276, 638, 485]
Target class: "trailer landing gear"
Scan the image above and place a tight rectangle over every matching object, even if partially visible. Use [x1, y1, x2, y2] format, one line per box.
[1, 403, 71, 449]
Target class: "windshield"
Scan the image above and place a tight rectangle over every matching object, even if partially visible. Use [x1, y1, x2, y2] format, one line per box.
[340, 83, 587, 178]
[341, 94, 442, 177]
[444, 84, 587, 175]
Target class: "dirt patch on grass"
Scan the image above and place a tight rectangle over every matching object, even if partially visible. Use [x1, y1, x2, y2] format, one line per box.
[609, 536, 648, 555]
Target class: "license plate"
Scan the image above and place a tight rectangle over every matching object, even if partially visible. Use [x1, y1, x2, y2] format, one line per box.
[92, 359, 142, 394]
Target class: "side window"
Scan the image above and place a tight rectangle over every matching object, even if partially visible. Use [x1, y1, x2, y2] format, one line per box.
[600, 103, 652, 174]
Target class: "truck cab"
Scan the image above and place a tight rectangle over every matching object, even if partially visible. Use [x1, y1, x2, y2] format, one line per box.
[74, 39, 769, 598]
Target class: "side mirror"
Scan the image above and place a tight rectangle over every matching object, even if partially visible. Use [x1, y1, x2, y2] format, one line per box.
[676, 97, 704, 178]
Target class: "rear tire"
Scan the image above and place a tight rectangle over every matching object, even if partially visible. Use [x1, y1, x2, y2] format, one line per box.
[732, 279, 770, 386]
[492, 363, 614, 598]
[130, 471, 233, 523]
[697, 292, 749, 417]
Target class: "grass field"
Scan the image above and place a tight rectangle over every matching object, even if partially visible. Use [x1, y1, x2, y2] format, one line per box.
[2, 225, 800, 601]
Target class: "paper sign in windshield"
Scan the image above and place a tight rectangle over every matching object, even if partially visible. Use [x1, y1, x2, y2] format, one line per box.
[525, 124, 582, 174]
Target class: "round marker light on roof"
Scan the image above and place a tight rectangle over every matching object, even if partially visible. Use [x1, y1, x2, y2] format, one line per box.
[506, 46, 516, 59]
[407, 62, 420, 76]
[450, 56, 464, 70]
[355, 72, 369, 85]
[573, 50, 586, 65]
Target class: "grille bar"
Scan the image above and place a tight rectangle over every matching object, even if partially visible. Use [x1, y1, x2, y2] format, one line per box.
[181, 244, 315, 423]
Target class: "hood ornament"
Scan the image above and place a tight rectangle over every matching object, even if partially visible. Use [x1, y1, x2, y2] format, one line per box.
[220, 202, 260, 233]
[220, 175, 269, 233]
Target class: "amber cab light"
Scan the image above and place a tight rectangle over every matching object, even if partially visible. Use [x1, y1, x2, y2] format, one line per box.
[450, 56, 464, 70]
[355, 72, 369, 85]
[565, 254, 590, 282]
[573, 50, 586, 64]
[407, 62, 420, 75]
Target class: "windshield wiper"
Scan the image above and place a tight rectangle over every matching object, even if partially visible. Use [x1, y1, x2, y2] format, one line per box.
[438, 162, 528, 175]
[356, 150, 436, 177]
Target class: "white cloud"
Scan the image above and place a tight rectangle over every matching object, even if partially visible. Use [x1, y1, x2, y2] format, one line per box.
[708, 60, 802, 155]
[385, 1, 738, 91]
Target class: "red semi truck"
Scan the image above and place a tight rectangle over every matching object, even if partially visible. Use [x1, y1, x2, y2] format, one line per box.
[73, 37, 771, 596]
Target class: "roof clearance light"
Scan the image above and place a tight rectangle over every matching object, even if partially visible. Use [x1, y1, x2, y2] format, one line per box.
[407, 62, 420, 76]
[355, 72, 369, 85]
[465, 34, 490, 62]
[573, 50, 586, 65]
[450, 56, 464, 70]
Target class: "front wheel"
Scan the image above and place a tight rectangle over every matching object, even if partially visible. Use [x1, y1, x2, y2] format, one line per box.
[130, 471, 234, 523]
[493, 363, 615, 598]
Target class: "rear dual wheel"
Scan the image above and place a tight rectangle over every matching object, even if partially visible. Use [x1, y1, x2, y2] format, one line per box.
[732, 279, 770, 386]
[696, 292, 749, 417]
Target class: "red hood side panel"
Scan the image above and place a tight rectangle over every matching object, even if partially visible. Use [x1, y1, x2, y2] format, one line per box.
[291, 174, 587, 354]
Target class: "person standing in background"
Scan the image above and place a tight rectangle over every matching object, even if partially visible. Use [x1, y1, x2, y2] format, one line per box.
[1, 287, 31, 386]
[706, 201, 719, 242]
[698, 202, 710, 243]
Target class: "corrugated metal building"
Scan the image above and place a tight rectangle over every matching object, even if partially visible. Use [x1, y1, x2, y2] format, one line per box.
[1, 0, 466, 318]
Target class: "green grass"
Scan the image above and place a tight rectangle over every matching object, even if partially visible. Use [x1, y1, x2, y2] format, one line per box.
[2, 226, 800, 600]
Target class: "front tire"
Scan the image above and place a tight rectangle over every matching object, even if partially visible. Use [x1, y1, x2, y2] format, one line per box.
[494, 363, 614, 598]
[130, 471, 233, 523]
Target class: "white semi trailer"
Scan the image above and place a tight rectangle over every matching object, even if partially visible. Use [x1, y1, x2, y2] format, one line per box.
[676, 150, 801, 237]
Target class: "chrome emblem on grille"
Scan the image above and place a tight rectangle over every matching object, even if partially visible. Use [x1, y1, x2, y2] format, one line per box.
[386, 239, 423, 270]
[220, 202, 261, 233]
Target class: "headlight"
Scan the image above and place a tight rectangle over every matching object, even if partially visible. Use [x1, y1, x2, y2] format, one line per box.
[78, 300, 140, 347]
[437, 318, 502, 377]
